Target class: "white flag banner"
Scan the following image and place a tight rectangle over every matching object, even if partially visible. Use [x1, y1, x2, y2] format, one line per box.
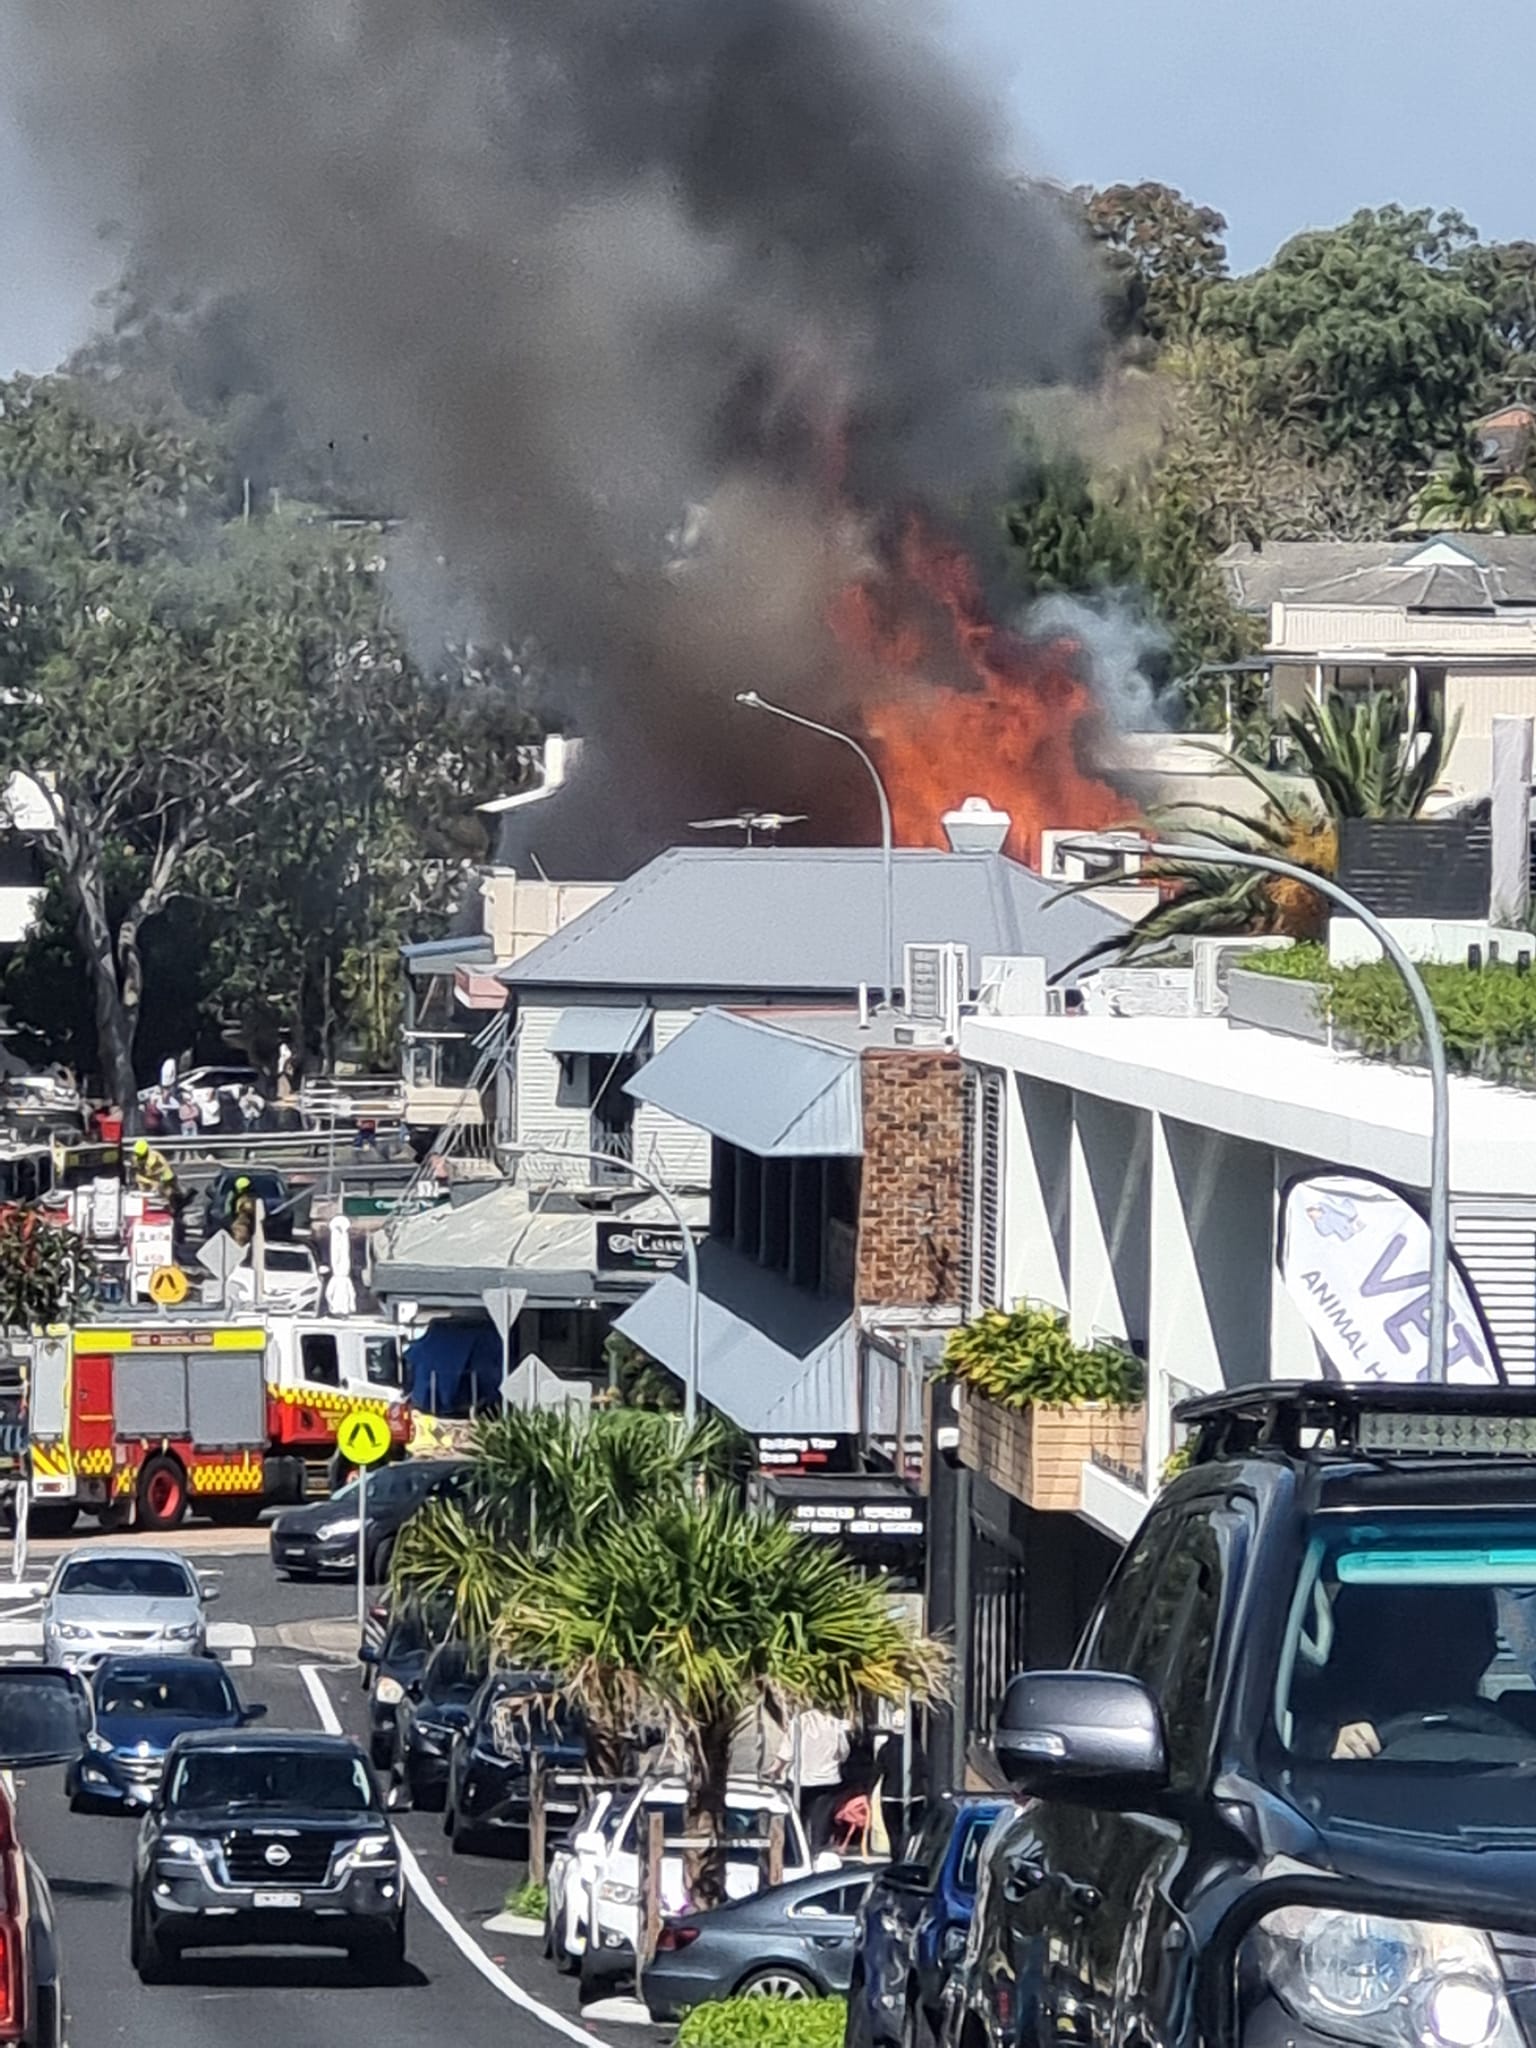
[1279, 1173, 1501, 1385]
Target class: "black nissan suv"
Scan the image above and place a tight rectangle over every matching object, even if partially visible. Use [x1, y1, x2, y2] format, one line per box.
[980, 1382, 1536, 2048]
[131, 1730, 405, 1981]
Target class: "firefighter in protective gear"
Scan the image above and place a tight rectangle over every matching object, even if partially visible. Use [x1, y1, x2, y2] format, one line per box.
[130, 1135, 177, 1200]
[230, 1175, 258, 1247]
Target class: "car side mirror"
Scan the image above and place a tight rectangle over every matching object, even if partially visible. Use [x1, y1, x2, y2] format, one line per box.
[0, 1668, 93, 1768]
[358, 1642, 379, 1666]
[199, 1579, 221, 1603]
[883, 1860, 931, 1893]
[995, 1670, 1167, 1803]
[813, 1850, 843, 1875]
[242, 1704, 268, 1724]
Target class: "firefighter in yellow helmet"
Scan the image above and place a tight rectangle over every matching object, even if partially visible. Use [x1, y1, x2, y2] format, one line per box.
[230, 1175, 259, 1248]
[130, 1135, 177, 1201]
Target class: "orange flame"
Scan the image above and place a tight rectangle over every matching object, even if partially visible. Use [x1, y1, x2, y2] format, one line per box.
[829, 521, 1122, 866]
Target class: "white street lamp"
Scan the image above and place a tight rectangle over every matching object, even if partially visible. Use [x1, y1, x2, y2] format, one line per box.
[734, 691, 898, 1011]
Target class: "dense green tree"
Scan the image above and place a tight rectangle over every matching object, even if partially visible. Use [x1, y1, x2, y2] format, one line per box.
[1078, 181, 1229, 345]
[1409, 440, 1536, 534]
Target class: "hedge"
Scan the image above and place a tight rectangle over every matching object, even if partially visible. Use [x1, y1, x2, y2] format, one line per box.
[677, 1998, 849, 2048]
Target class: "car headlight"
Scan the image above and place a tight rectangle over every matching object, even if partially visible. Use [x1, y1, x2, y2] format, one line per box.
[316, 1517, 360, 1542]
[1254, 1908, 1521, 2048]
[158, 1835, 208, 1863]
[52, 1622, 89, 1641]
[345, 1834, 398, 1864]
[85, 1732, 115, 1755]
[374, 1677, 405, 1706]
[599, 1881, 640, 1906]
[164, 1623, 201, 1641]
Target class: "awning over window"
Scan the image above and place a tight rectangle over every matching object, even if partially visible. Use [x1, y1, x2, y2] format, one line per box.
[624, 1009, 861, 1157]
[547, 1006, 650, 1057]
[615, 1241, 856, 1434]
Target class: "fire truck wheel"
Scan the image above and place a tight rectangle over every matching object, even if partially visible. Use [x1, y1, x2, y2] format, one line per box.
[137, 1456, 189, 1532]
[27, 1503, 78, 1539]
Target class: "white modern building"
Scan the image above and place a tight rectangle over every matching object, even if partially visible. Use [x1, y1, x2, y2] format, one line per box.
[960, 1005, 1536, 1545]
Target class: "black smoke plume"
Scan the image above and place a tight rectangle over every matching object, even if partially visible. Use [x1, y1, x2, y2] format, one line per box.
[3, 0, 1101, 873]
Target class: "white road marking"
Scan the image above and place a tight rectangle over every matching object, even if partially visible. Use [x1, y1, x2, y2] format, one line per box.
[298, 1662, 599, 2046]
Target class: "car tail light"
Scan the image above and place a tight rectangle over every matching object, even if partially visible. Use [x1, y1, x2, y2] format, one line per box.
[0, 1785, 25, 2040]
[655, 1926, 701, 1952]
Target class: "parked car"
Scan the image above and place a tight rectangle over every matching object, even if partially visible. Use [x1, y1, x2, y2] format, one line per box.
[0, 1666, 95, 2046]
[582, 1778, 827, 1994]
[270, 1458, 469, 1584]
[984, 1380, 1536, 2048]
[546, 1784, 629, 1974]
[202, 1168, 299, 1242]
[130, 1729, 405, 1981]
[226, 1242, 323, 1312]
[935, 1802, 1046, 2048]
[846, 1795, 1008, 2048]
[390, 1641, 484, 1811]
[443, 1671, 587, 1857]
[42, 1549, 213, 1670]
[67, 1656, 264, 1813]
[360, 1606, 442, 1769]
[644, 1866, 879, 2018]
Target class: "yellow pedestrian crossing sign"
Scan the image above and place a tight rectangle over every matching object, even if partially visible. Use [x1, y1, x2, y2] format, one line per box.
[148, 1265, 189, 1306]
[336, 1408, 391, 1467]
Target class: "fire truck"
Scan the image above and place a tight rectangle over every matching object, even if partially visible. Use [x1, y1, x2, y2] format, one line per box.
[25, 1311, 412, 1533]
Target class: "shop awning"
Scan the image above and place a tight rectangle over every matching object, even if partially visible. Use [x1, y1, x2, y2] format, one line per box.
[547, 1006, 651, 1057]
[615, 1241, 856, 1433]
[625, 1009, 861, 1157]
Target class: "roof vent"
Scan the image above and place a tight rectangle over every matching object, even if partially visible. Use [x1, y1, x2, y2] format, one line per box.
[942, 796, 1011, 855]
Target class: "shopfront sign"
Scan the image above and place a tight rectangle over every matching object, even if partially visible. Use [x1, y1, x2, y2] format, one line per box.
[787, 1492, 925, 1545]
[597, 1221, 705, 1274]
[1279, 1172, 1500, 1385]
[755, 1433, 856, 1476]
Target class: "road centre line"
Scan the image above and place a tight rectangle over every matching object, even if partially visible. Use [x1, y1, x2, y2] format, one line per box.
[298, 1661, 597, 2048]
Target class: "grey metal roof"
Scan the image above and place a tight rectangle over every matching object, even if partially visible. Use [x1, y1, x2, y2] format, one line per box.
[499, 847, 1125, 994]
[546, 1005, 650, 1057]
[401, 934, 494, 981]
[1220, 536, 1536, 613]
[614, 1241, 856, 1433]
[626, 1010, 862, 1157]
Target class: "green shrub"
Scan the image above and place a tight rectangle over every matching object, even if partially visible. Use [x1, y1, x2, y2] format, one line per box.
[1240, 941, 1329, 981]
[504, 1879, 547, 1920]
[678, 1997, 848, 2048]
[940, 1302, 1144, 1409]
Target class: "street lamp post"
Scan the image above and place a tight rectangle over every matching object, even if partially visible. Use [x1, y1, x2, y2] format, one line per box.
[734, 691, 898, 1011]
[499, 1141, 702, 1423]
[1063, 836, 1452, 1382]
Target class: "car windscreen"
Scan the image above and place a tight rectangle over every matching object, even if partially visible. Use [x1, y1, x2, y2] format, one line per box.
[97, 1665, 236, 1719]
[1269, 1510, 1536, 1833]
[954, 1814, 994, 1894]
[57, 1557, 194, 1600]
[167, 1747, 376, 1813]
[425, 1647, 483, 1703]
[263, 1247, 312, 1272]
[333, 1466, 428, 1511]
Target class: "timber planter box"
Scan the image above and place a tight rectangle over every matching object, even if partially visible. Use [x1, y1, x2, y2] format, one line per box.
[1226, 966, 1330, 1044]
[958, 1387, 1146, 1512]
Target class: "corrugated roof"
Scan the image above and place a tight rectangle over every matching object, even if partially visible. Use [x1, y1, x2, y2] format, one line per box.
[626, 1010, 862, 1156]
[546, 1006, 651, 1057]
[499, 847, 1125, 993]
[615, 1241, 856, 1433]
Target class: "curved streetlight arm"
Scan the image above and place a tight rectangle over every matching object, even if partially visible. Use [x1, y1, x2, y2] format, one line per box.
[501, 1142, 701, 1423]
[1061, 836, 1450, 1382]
[734, 691, 897, 1011]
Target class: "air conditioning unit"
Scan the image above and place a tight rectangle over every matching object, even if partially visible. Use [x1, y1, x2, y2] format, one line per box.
[1191, 935, 1293, 1016]
[1039, 829, 1146, 884]
[904, 942, 969, 1041]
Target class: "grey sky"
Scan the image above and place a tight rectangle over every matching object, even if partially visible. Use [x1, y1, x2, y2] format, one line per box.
[3, 0, 1533, 375]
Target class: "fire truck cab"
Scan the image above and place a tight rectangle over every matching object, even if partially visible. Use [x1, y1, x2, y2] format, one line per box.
[27, 1312, 411, 1533]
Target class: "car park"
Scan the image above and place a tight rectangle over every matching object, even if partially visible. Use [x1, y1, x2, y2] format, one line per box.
[581, 1777, 827, 1993]
[67, 1657, 264, 1813]
[846, 1794, 1007, 2048]
[42, 1549, 213, 1669]
[390, 1641, 484, 1811]
[270, 1458, 468, 1583]
[130, 1729, 405, 1981]
[443, 1671, 587, 1856]
[985, 1381, 1536, 2048]
[644, 1865, 878, 2018]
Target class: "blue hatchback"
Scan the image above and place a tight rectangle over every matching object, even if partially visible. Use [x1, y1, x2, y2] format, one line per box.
[847, 1794, 1009, 2048]
[68, 1656, 263, 1812]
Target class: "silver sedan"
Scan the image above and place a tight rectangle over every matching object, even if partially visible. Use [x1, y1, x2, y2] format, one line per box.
[42, 1547, 214, 1668]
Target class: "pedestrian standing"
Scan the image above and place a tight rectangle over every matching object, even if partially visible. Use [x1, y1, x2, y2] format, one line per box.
[773, 1708, 850, 1850]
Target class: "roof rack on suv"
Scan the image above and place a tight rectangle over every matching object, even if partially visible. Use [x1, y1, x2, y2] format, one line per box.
[1174, 1379, 1536, 1465]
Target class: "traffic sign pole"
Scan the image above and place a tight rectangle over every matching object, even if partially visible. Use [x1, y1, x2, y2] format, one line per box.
[357, 1458, 368, 1644]
[334, 1407, 393, 1650]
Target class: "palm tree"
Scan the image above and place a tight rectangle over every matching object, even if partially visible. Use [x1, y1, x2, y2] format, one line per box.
[492, 1493, 944, 1903]
[390, 1407, 740, 1650]
[1409, 444, 1536, 535]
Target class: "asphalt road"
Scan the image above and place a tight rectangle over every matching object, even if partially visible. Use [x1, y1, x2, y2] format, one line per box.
[8, 1552, 609, 2048]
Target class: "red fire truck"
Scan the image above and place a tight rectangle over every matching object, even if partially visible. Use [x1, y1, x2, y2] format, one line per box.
[26, 1313, 412, 1532]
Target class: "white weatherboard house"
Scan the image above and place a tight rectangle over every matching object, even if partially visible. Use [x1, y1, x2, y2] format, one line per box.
[960, 1007, 1536, 1545]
